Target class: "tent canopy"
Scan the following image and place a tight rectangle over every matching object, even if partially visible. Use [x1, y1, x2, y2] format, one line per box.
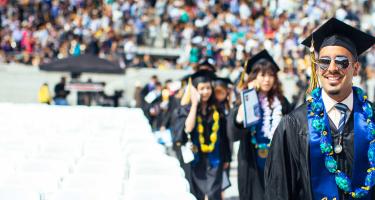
[39, 54, 124, 74]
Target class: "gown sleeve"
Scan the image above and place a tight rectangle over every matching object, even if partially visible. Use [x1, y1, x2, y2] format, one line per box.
[161, 97, 178, 128]
[281, 96, 292, 115]
[264, 114, 300, 200]
[227, 105, 248, 142]
[220, 114, 232, 163]
[171, 105, 190, 145]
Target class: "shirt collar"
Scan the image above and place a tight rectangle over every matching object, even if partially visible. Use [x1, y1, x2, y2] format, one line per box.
[322, 89, 353, 113]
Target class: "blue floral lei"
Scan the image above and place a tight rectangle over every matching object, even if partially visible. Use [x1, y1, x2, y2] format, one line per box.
[307, 87, 375, 198]
[250, 126, 270, 150]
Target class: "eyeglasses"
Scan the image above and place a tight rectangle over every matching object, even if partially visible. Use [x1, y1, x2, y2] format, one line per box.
[314, 56, 354, 70]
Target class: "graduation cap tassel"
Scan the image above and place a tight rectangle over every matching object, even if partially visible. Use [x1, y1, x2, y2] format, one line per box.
[307, 39, 319, 94]
[180, 77, 192, 106]
[237, 60, 248, 90]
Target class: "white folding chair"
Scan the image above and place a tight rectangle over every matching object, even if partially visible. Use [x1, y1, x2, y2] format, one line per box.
[0, 187, 41, 200]
[125, 189, 196, 200]
[126, 175, 190, 193]
[51, 189, 121, 200]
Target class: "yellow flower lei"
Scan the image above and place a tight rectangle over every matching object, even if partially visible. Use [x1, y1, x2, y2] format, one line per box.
[197, 107, 220, 153]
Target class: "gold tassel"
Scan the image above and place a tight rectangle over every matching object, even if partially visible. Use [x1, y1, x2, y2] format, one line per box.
[161, 89, 170, 102]
[180, 77, 192, 105]
[306, 38, 319, 94]
[237, 60, 248, 90]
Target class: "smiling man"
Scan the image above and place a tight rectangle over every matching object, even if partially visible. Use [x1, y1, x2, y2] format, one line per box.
[264, 18, 375, 200]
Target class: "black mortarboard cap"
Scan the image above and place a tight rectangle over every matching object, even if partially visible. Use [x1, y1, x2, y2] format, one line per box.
[180, 73, 191, 82]
[197, 58, 216, 72]
[189, 70, 217, 87]
[179, 73, 192, 88]
[214, 77, 233, 86]
[190, 70, 217, 81]
[301, 17, 375, 58]
[245, 50, 280, 74]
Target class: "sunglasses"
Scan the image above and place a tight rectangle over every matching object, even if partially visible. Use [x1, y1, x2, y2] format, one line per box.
[314, 56, 354, 70]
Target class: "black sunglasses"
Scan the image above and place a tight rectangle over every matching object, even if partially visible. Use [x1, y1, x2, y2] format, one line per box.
[314, 56, 354, 70]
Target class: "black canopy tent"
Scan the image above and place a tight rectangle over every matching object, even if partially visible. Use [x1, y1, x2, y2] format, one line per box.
[39, 54, 124, 74]
[40, 54, 124, 106]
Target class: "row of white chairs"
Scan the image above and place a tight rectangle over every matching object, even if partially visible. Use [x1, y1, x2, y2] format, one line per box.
[0, 103, 194, 200]
[123, 138, 196, 200]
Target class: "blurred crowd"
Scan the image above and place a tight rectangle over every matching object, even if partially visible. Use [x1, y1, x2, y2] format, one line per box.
[2, 1, 373, 198]
[0, 0, 374, 76]
[0, 0, 375, 92]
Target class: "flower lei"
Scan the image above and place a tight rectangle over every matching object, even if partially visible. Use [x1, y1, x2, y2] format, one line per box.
[260, 95, 283, 140]
[250, 126, 271, 150]
[250, 96, 281, 151]
[197, 106, 220, 153]
[307, 87, 375, 198]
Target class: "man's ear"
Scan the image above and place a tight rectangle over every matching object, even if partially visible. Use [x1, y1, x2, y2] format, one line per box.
[353, 62, 361, 76]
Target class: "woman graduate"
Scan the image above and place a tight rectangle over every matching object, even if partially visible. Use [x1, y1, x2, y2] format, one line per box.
[214, 77, 234, 194]
[173, 70, 231, 200]
[171, 72, 212, 192]
[264, 18, 375, 200]
[230, 50, 291, 200]
[214, 77, 233, 117]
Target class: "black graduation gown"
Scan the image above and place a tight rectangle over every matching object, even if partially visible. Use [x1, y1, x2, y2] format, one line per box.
[229, 96, 291, 200]
[172, 105, 232, 200]
[140, 97, 154, 126]
[140, 84, 157, 125]
[171, 106, 193, 192]
[218, 101, 233, 191]
[149, 96, 178, 130]
[264, 104, 375, 200]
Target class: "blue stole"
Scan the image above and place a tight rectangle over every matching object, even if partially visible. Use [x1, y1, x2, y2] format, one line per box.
[248, 124, 270, 171]
[191, 121, 221, 168]
[248, 99, 269, 171]
[308, 91, 371, 199]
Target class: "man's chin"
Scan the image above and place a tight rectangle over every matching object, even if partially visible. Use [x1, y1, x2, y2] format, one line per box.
[324, 86, 341, 96]
[322, 81, 342, 94]
[327, 89, 341, 96]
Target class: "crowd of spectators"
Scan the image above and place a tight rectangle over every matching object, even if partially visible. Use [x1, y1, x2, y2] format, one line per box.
[0, 0, 374, 77]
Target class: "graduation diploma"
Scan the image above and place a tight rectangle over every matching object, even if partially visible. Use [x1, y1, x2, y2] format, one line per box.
[241, 88, 261, 128]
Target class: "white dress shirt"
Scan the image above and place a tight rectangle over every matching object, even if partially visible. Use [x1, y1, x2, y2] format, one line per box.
[322, 89, 353, 129]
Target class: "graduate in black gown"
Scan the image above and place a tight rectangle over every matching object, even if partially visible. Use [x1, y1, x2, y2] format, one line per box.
[214, 77, 233, 117]
[214, 77, 234, 194]
[265, 18, 375, 200]
[214, 77, 233, 154]
[172, 59, 218, 188]
[173, 70, 231, 200]
[148, 87, 178, 131]
[141, 81, 163, 130]
[171, 74, 198, 192]
[229, 50, 291, 200]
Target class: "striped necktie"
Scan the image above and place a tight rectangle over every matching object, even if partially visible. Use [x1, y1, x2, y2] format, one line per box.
[334, 103, 349, 134]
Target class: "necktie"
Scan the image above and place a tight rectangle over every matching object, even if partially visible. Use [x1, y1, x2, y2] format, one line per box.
[333, 103, 349, 154]
[334, 103, 349, 134]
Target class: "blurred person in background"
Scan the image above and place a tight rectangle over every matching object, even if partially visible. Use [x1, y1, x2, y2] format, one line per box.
[38, 82, 52, 105]
[213, 76, 234, 196]
[53, 76, 69, 106]
[143, 81, 163, 129]
[148, 81, 178, 132]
